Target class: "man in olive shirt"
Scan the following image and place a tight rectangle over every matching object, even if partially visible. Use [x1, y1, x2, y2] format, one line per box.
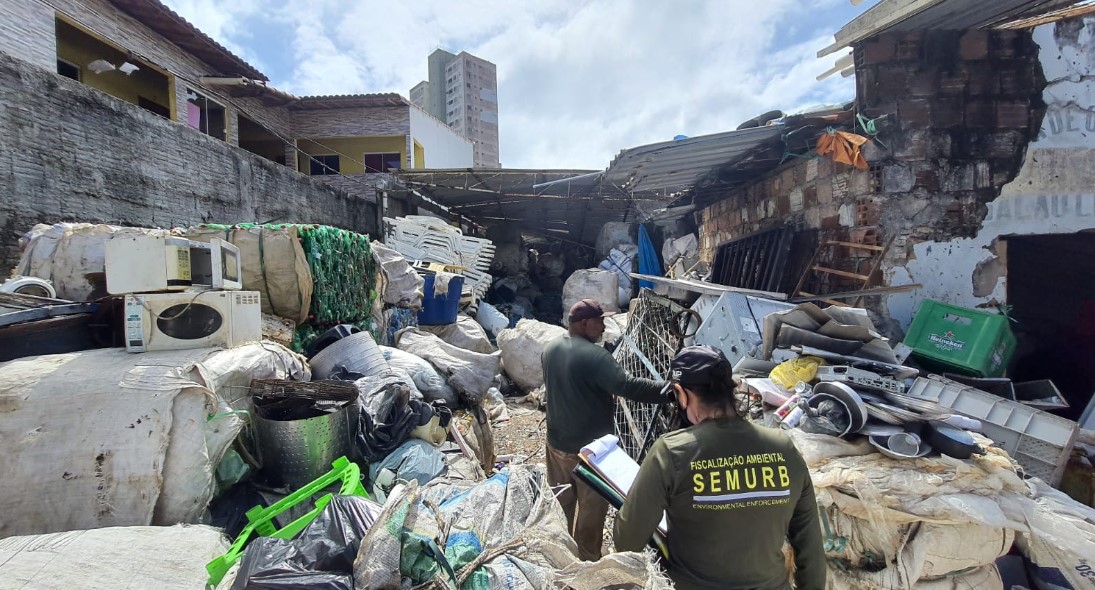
[613, 346, 826, 590]
[543, 299, 666, 561]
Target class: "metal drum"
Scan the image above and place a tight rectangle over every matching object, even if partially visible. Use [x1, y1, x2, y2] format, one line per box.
[251, 380, 358, 489]
[308, 331, 388, 380]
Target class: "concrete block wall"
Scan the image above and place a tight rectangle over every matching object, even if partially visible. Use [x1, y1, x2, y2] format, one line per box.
[0, 53, 377, 270]
[0, 0, 54, 70]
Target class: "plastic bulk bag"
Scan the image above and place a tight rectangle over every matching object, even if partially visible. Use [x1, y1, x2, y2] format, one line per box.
[380, 345, 458, 406]
[561, 269, 619, 326]
[372, 240, 424, 309]
[0, 524, 227, 589]
[185, 225, 314, 325]
[496, 319, 567, 392]
[421, 314, 496, 354]
[395, 328, 501, 405]
[367, 439, 447, 488]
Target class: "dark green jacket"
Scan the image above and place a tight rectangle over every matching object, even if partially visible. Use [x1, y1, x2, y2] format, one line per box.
[542, 335, 664, 453]
[614, 418, 826, 590]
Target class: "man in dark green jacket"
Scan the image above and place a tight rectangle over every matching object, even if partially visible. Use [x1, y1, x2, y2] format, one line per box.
[543, 299, 666, 561]
[613, 345, 826, 589]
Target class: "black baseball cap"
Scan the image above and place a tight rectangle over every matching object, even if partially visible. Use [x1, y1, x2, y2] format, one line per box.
[669, 345, 729, 387]
[568, 299, 617, 323]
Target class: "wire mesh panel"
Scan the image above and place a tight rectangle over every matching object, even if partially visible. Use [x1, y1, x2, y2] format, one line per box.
[612, 290, 685, 461]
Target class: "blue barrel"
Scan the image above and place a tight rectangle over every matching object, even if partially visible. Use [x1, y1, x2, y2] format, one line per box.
[418, 273, 465, 325]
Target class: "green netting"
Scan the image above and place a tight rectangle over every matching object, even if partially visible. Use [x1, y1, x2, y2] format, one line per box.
[196, 223, 380, 352]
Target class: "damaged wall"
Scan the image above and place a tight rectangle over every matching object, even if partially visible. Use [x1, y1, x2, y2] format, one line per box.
[886, 16, 1095, 327]
[699, 25, 1046, 333]
[0, 53, 378, 270]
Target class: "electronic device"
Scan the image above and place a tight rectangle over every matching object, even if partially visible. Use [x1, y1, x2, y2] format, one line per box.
[106, 235, 243, 294]
[123, 290, 261, 352]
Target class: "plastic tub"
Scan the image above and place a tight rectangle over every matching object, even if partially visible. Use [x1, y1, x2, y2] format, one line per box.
[903, 300, 1016, 377]
[418, 272, 464, 325]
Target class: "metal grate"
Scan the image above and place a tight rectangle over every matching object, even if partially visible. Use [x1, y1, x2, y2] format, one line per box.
[612, 290, 684, 461]
[709, 226, 794, 293]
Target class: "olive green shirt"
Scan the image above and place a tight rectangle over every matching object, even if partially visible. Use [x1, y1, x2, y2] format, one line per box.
[542, 335, 665, 454]
[614, 418, 826, 590]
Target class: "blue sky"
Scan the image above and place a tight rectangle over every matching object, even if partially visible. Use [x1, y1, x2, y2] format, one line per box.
[162, 0, 868, 169]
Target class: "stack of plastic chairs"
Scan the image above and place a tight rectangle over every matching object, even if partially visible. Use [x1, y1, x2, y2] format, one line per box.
[382, 216, 494, 313]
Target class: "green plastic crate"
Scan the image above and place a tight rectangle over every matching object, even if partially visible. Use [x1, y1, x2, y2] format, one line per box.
[903, 300, 1016, 377]
[205, 456, 368, 588]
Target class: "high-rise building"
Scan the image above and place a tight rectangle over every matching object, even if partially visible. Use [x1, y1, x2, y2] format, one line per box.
[411, 49, 499, 168]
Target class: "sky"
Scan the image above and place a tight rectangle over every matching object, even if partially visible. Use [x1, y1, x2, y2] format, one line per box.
[161, 0, 867, 170]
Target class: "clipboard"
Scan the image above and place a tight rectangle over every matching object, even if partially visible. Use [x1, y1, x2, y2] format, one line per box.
[574, 434, 669, 559]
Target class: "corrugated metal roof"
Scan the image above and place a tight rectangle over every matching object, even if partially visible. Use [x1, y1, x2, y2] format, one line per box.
[392, 169, 668, 246]
[107, 0, 267, 81]
[603, 126, 784, 196]
[820, 0, 1082, 56]
[603, 106, 856, 208]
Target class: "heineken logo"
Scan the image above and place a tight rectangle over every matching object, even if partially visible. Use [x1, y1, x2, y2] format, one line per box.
[928, 331, 965, 350]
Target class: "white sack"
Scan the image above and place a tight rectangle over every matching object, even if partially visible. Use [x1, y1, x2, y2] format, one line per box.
[420, 313, 496, 354]
[497, 319, 567, 392]
[372, 240, 424, 308]
[1013, 479, 1095, 590]
[0, 343, 307, 536]
[595, 222, 634, 259]
[379, 346, 456, 406]
[395, 328, 501, 404]
[661, 233, 698, 273]
[15, 223, 166, 301]
[0, 524, 228, 590]
[562, 269, 619, 326]
[828, 564, 1003, 590]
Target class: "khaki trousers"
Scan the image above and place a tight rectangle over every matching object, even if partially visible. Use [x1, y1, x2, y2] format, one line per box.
[546, 443, 609, 561]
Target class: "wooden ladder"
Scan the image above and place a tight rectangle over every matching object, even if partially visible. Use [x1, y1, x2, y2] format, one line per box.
[792, 235, 895, 307]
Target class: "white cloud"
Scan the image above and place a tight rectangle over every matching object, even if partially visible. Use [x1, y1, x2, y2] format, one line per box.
[160, 0, 269, 72]
[161, 0, 861, 169]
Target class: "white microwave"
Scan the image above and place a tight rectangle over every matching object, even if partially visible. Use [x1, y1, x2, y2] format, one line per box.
[106, 235, 243, 294]
[124, 291, 262, 353]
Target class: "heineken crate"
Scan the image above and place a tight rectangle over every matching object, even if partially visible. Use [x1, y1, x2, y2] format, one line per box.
[903, 300, 1016, 377]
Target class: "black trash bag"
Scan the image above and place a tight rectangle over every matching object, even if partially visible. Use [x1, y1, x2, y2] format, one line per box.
[799, 399, 851, 436]
[231, 495, 383, 589]
[355, 383, 441, 462]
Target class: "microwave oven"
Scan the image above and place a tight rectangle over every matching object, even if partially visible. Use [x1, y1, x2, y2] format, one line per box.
[106, 235, 243, 295]
[124, 290, 261, 353]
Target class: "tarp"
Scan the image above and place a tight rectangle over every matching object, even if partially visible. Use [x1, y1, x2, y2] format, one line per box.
[0, 343, 308, 536]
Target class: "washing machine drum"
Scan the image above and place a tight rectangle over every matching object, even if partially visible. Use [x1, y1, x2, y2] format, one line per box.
[1, 276, 57, 298]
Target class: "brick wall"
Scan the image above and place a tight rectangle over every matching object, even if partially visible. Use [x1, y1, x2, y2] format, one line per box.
[697, 28, 1044, 316]
[0, 53, 377, 270]
[856, 29, 1045, 245]
[291, 106, 410, 138]
[698, 155, 874, 262]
